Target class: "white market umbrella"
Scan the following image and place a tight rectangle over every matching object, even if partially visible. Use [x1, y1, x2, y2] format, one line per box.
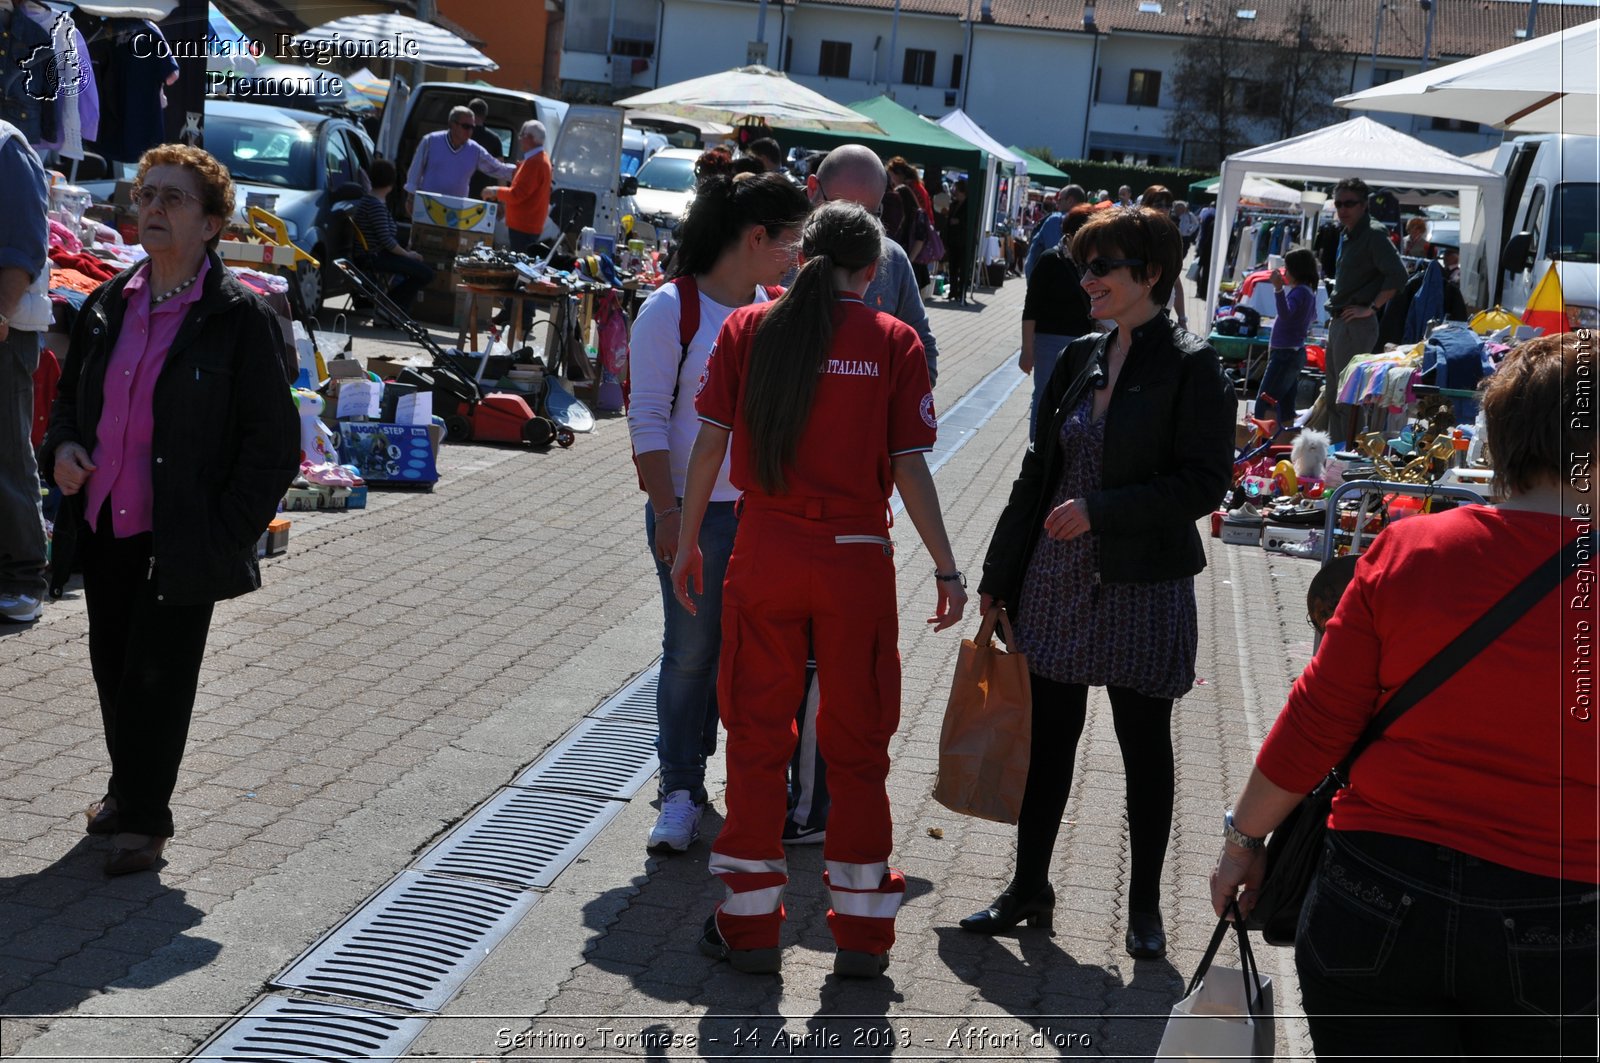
[1336, 19, 1598, 134]
[296, 13, 496, 71]
[1194, 174, 1302, 209]
[616, 66, 882, 133]
[73, 1, 176, 18]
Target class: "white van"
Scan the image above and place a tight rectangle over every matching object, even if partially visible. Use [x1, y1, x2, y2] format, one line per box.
[1492, 134, 1599, 330]
[376, 80, 632, 245]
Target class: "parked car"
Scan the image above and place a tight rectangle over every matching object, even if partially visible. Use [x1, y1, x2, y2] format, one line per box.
[206, 99, 375, 312]
[630, 146, 700, 233]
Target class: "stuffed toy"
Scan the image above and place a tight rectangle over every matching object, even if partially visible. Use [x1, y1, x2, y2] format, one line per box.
[293, 388, 339, 468]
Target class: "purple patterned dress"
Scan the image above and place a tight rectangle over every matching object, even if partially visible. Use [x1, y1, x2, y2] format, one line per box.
[1012, 394, 1198, 699]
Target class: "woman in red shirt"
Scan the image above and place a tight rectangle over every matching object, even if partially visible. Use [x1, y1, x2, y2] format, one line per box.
[1212, 334, 1598, 1059]
[673, 200, 967, 978]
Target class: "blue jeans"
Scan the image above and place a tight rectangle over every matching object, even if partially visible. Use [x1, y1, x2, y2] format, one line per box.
[1029, 333, 1076, 442]
[1253, 346, 1305, 425]
[1297, 830, 1599, 1062]
[646, 500, 738, 804]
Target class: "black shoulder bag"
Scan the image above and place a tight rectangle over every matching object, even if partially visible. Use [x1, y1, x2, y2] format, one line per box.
[1248, 532, 1590, 945]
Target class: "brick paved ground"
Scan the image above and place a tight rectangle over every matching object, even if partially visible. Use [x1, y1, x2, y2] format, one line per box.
[0, 269, 1323, 1060]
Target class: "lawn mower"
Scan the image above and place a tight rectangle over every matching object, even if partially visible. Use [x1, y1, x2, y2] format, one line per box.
[332, 259, 573, 449]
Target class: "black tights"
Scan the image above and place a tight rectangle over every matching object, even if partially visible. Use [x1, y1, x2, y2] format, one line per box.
[1012, 674, 1175, 914]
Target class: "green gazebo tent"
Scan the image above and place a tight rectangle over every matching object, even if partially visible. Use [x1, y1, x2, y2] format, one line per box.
[1009, 146, 1070, 184]
[770, 94, 985, 180]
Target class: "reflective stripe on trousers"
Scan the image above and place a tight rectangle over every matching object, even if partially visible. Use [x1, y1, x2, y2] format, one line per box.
[711, 502, 903, 954]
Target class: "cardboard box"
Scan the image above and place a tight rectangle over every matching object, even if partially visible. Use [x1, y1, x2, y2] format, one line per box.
[340, 423, 439, 485]
[282, 487, 323, 512]
[411, 193, 497, 234]
[324, 359, 380, 421]
[217, 239, 282, 267]
[256, 518, 291, 557]
[410, 222, 494, 257]
[1264, 524, 1318, 553]
[364, 355, 421, 381]
[1221, 518, 1264, 547]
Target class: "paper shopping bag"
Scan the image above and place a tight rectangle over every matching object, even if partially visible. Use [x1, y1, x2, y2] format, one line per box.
[932, 607, 1032, 824]
[1157, 907, 1275, 1061]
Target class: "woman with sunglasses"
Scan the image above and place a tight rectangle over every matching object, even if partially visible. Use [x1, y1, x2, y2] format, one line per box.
[963, 207, 1234, 958]
[41, 145, 299, 876]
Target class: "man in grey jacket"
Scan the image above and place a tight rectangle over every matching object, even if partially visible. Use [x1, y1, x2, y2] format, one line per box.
[0, 122, 50, 623]
[806, 145, 941, 387]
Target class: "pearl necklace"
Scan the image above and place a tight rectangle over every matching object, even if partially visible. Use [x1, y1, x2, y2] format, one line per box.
[149, 272, 199, 306]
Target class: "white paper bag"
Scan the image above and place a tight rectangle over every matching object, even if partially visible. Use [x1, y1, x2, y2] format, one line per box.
[1156, 911, 1274, 1062]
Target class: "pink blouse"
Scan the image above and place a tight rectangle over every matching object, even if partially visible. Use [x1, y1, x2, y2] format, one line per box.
[85, 256, 210, 536]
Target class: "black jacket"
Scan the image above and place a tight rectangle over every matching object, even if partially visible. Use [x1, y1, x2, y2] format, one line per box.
[41, 253, 299, 606]
[980, 315, 1235, 612]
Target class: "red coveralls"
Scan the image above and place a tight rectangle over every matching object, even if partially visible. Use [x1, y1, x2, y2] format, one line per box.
[695, 295, 937, 956]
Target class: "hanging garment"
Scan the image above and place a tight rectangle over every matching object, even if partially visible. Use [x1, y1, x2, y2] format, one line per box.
[1403, 260, 1446, 345]
[23, 1, 97, 158]
[0, 8, 57, 145]
[90, 19, 174, 164]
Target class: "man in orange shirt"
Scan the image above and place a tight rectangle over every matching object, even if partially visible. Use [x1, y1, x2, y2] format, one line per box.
[484, 120, 552, 253]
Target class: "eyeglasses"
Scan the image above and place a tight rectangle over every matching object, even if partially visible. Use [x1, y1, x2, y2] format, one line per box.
[133, 185, 202, 211]
[1083, 257, 1145, 277]
[1333, 199, 1363, 209]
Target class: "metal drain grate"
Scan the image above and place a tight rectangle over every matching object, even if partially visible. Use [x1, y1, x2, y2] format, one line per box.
[413, 788, 626, 888]
[272, 871, 537, 1012]
[192, 995, 427, 1061]
[512, 716, 658, 799]
[588, 664, 660, 726]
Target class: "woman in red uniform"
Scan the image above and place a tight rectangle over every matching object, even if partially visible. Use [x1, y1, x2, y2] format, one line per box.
[672, 200, 967, 978]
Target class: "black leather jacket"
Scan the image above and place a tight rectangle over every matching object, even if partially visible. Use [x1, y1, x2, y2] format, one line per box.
[41, 253, 299, 606]
[980, 314, 1235, 613]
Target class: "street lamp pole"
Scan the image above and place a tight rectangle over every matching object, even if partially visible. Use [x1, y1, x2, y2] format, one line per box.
[1370, 0, 1385, 86]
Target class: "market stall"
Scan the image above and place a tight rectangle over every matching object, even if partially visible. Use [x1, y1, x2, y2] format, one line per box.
[1205, 117, 1504, 326]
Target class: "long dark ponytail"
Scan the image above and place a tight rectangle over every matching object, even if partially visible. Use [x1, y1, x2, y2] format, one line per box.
[670, 172, 809, 279]
[744, 200, 883, 494]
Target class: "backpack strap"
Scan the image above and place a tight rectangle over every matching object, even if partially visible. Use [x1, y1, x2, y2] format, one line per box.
[669, 274, 699, 412]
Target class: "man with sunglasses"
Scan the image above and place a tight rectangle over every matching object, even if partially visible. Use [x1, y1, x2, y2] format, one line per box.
[404, 105, 516, 217]
[1318, 177, 1407, 442]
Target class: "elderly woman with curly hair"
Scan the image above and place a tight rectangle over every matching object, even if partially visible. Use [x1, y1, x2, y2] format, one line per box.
[42, 145, 298, 876]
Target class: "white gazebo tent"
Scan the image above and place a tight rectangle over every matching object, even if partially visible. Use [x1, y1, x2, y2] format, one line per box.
[937, 109, 1026, 269]
[1206, 117, 1504, 323]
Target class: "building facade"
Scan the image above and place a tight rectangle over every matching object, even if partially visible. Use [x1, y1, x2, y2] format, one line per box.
[558, 0, 1589, 162]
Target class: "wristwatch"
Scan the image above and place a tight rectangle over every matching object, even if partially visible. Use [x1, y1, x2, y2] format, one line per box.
[1223, 809, 1266, 850]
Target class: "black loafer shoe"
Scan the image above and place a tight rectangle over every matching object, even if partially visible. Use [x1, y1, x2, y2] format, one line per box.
[1126, 911, 1167, 960]
[85, 799, 118, 836]
[698, 913, 781, 974]
[958, 883, 1055, 934]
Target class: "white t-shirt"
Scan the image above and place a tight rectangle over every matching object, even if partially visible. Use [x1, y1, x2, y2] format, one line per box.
[626, 280, 773, 502]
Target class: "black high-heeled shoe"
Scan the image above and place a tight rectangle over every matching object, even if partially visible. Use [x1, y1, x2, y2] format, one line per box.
[958, 883, 1055, 934]
[1125, 910, 1167, 959]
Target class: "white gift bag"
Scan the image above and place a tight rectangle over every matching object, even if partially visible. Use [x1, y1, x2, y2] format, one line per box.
[1156, 907, 1274, 1061]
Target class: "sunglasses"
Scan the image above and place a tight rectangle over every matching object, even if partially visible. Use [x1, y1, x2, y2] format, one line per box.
[1083, 257, 1145, 277]
[1333, 199, 1363, 209]
[133, 185, 202, 210]
[452, 120, 474, 129]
